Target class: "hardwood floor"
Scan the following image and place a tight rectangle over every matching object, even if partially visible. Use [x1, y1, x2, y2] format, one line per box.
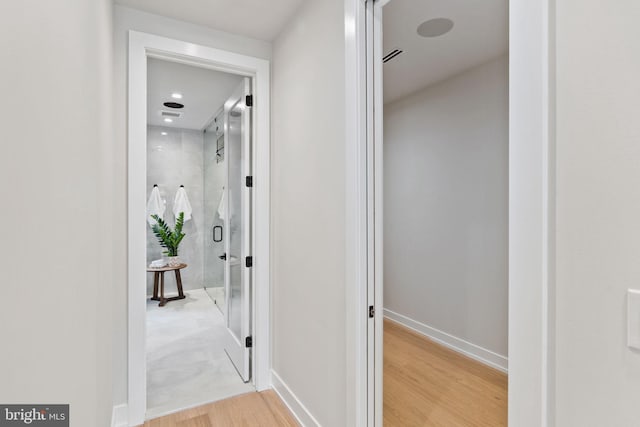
[142, 390, 299, 427]
[384, 319, 508, 427]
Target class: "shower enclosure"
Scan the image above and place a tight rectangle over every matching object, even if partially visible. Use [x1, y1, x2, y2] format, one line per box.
[203, 78, 251, 362]
[204, 110, 227, 311]
[204, 78, 253, 381]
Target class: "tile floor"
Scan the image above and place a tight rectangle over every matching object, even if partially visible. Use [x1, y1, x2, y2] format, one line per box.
[146, 288, 254, 420]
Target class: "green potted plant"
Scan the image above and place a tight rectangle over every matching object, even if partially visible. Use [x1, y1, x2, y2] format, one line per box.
[150, 212, 186, 267]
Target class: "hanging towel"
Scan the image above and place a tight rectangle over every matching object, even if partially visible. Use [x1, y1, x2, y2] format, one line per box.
[146, 186, 166, 226]
[173, 186, 193, 222]
[217, 188, 226, 220]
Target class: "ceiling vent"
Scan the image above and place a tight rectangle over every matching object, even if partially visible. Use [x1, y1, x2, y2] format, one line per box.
[383, 48, 403, 63]
[159, 110, 182, 118]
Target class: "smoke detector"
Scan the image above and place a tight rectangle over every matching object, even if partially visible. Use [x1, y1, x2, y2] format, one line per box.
[417, 18, 454, 38]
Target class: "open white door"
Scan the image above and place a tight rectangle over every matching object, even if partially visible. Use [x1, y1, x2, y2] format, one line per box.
[223, 78, 252, 382]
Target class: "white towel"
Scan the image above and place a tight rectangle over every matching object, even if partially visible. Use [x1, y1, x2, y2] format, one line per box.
[149, 259, 167, 268]
[217, 188, 226, 220]
[173, 186, 192, 222]
[146, 186, 166, 226]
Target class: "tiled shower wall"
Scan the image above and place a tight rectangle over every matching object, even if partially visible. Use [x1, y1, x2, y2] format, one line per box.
[146, 125, 205, 294]
[146, 125, 226, 295]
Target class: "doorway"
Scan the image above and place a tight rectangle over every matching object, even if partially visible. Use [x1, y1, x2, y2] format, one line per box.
[144, 58, 254, 418]
[352, 0, 555, 425]
[375, 0, 509, 424]
[127, 31, 271, 426]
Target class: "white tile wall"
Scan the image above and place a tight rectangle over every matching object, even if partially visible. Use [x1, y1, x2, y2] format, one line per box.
[146, 125, 205, 294]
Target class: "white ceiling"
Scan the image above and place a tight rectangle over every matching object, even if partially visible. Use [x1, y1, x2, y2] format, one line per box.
[383, 0, 508, 104]
[147, 58, 242, 130]
[115, 0, 304, 41]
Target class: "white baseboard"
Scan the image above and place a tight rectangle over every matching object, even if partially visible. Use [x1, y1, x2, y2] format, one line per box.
[384, 308, 508, 373]
[271, 370, 321, 427]
[111, 403, 128, 427]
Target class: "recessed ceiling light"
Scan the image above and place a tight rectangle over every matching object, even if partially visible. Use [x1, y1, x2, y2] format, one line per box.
[164, 118, 173, 123]
[161, 132, 167, 135]
[171, 93, 182, 99]
[417, 18, 454, 38]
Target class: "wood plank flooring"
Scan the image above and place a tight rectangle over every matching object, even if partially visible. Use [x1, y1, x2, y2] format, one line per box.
[141, 390, 299, 427]
[384, 319, 508, 427]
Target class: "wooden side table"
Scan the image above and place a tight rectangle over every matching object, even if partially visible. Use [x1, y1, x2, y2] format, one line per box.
[147, 263, 188, 307]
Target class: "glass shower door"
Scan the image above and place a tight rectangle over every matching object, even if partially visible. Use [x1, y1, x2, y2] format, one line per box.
[204, 113, 226, 313]
[223, 78, 252, 382]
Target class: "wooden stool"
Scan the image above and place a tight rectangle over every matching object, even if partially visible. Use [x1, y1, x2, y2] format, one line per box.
[147, 263, 188, 307]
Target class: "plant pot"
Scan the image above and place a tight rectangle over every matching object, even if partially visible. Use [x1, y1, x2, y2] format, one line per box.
[166, 256, 181, 267]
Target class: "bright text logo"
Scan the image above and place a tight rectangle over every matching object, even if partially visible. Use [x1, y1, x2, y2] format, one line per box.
[0, 405, 68, 427]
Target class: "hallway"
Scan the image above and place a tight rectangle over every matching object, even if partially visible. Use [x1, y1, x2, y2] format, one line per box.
[5, 0, 640, 426]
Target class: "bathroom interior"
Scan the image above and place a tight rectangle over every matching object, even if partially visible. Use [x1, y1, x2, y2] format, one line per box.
[381, 0, 509, 424]
[144, 57, 253, 419]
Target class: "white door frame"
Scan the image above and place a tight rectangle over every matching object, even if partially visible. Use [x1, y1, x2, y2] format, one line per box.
[127, 31, 271, 426]
[344, 0, 556, 426]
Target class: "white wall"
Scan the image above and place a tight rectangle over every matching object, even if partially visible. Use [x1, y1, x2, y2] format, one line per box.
[0, 0, 114, 425]
[271, 0, 347, 425]
[383, 56, 509, 361]
[113, 5, 272, 407]
[554, 0, 640, 424]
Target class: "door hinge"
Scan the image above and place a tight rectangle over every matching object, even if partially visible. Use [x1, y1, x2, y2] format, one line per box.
[369, 305, 375, 318]
[245, 95, 253, 107]
[245, 336, 253, 348]
[246, 176, 253, 187]
[245, 256, 253, 268]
